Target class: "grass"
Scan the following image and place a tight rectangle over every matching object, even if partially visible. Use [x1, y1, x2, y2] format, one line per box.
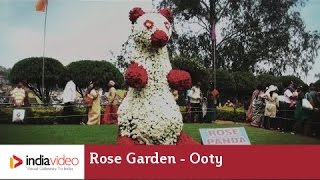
[0, 123, 319, 144]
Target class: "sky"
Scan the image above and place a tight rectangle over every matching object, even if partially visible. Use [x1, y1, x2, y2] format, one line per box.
[0, 0, 319, 83]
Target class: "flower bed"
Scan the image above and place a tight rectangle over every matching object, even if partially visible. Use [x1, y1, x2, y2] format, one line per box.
[117, 131, 200, 145]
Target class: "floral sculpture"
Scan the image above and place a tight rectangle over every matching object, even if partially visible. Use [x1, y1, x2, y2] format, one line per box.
[118, 7, 192, 145]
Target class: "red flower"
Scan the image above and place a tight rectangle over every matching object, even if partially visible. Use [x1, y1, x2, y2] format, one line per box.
[167, 69, 192, 91]
[176, 132, 201, 145]
[151, 30, 169, 48]
[159, 8, 173, 23]
[129, 7, 145, 24]
[117, 131, 200, 145]
[125, 62, 148, 89]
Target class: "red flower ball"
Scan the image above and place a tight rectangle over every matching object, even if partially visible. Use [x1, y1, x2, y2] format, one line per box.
[151, 30, 169, 48]
[159, 8, 173, 23]
[129, 7, 145, 24]
[167, 69, 192, 91]
[125, 62, 148, 89]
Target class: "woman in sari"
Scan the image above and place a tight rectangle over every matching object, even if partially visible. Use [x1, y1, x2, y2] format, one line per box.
[247, 85, 263, 121]
[102, 80, 118, 124]
[250, 85, 266, 127]
[86, 80, 101, 125]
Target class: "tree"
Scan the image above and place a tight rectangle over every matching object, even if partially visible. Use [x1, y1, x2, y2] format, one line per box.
[9, 57, 66, 104]
[171, 56, 211, 92]
[256, 73, 280, 89]
[215, 69, 236, 93]
[158, 0, 320, 75]
[232, 71, 257, 98]
[277, 75, 306, 92]
[315, 79, 320, 88]
[0, 66, 10, 82]
[66, 60, 124, 95]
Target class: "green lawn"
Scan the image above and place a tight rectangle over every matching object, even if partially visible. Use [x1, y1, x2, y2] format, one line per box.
[0, 123, 319, 144]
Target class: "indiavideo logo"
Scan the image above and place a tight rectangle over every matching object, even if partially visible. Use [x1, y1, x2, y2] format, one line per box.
[10, 155, 23, 169]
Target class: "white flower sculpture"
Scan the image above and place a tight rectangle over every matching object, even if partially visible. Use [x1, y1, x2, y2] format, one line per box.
[118, 8, 183, 145]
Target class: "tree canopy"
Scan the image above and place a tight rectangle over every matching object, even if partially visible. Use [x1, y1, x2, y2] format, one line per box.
[66, 60, 124, 94]
[171, 56, 211, 91]
[9, 57, 66, 103]
[256, 73, 280, 89]
[157, 0, 320, 76]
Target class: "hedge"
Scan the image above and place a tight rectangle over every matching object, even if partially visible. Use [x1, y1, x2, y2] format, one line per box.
[0, 106, 246, 124]
[0, 106, 86, 124]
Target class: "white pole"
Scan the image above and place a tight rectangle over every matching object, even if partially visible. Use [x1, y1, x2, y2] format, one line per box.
[41, 2, 48, 104]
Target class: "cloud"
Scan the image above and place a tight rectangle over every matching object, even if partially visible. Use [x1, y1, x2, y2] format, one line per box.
[0, 0, 152, 67]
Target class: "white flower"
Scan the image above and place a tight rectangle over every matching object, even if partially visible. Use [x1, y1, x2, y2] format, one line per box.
[118, 11, 182, 145]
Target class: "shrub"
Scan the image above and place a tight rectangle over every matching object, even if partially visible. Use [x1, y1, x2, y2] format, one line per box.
[67, 60, 124, 91]
[180, 105, 246, 122]
[0, 106, 86, 124]
[256, 74, 281, 88]
[232, 71, 257, 96]
[171, 56, 211, 92]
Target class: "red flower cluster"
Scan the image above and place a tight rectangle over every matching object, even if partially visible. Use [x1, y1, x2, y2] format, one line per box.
[125, 62, 148, 89]
[176, 132, 201, 145]
[129, 7, 145, 24]
[167, 69, 192, 91]
[151, 30, 169, 48]
[117, 131, 200, 145]
[159, 8, 173, 23]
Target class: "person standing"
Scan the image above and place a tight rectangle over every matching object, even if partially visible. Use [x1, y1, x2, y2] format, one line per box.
[263, 85, 279, 129]
[184, 88, 192, 122]
[172, 89, 179, 101]
[206, 87, 219, 123]
[303, 83, 319, 136]
[279, 81, 297, 132]
[62, 75, 77, 123]
[189, 82, 202, 123]
[86, 80, 101, 125]
[22, 80, 31, 107]
[294, 85, 312, 134]
[250, 86, 266, 127]
[102, 80, 119, 124]
[247, 85, 263, 122]
[10, 82, 26, 107]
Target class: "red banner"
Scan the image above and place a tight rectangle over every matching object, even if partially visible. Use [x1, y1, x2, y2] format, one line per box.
[85, 145, 320, 179]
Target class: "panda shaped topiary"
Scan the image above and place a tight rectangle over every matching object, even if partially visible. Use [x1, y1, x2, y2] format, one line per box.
[118, 7, 191, 145]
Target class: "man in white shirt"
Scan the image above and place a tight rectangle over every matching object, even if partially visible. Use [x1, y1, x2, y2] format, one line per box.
[62, 75, 77, 122]
[278, 81, 297, 132]
[188, 82, 202, 122]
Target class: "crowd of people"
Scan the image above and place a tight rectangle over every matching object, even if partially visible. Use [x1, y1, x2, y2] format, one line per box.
[8, 77, 320, 136]
[8, 76, 121, 126]
[7, 78, 224, 125]
[246, 81, 320, 136]
[183, 82, 220, 123]
[62, 77, 120, 126]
